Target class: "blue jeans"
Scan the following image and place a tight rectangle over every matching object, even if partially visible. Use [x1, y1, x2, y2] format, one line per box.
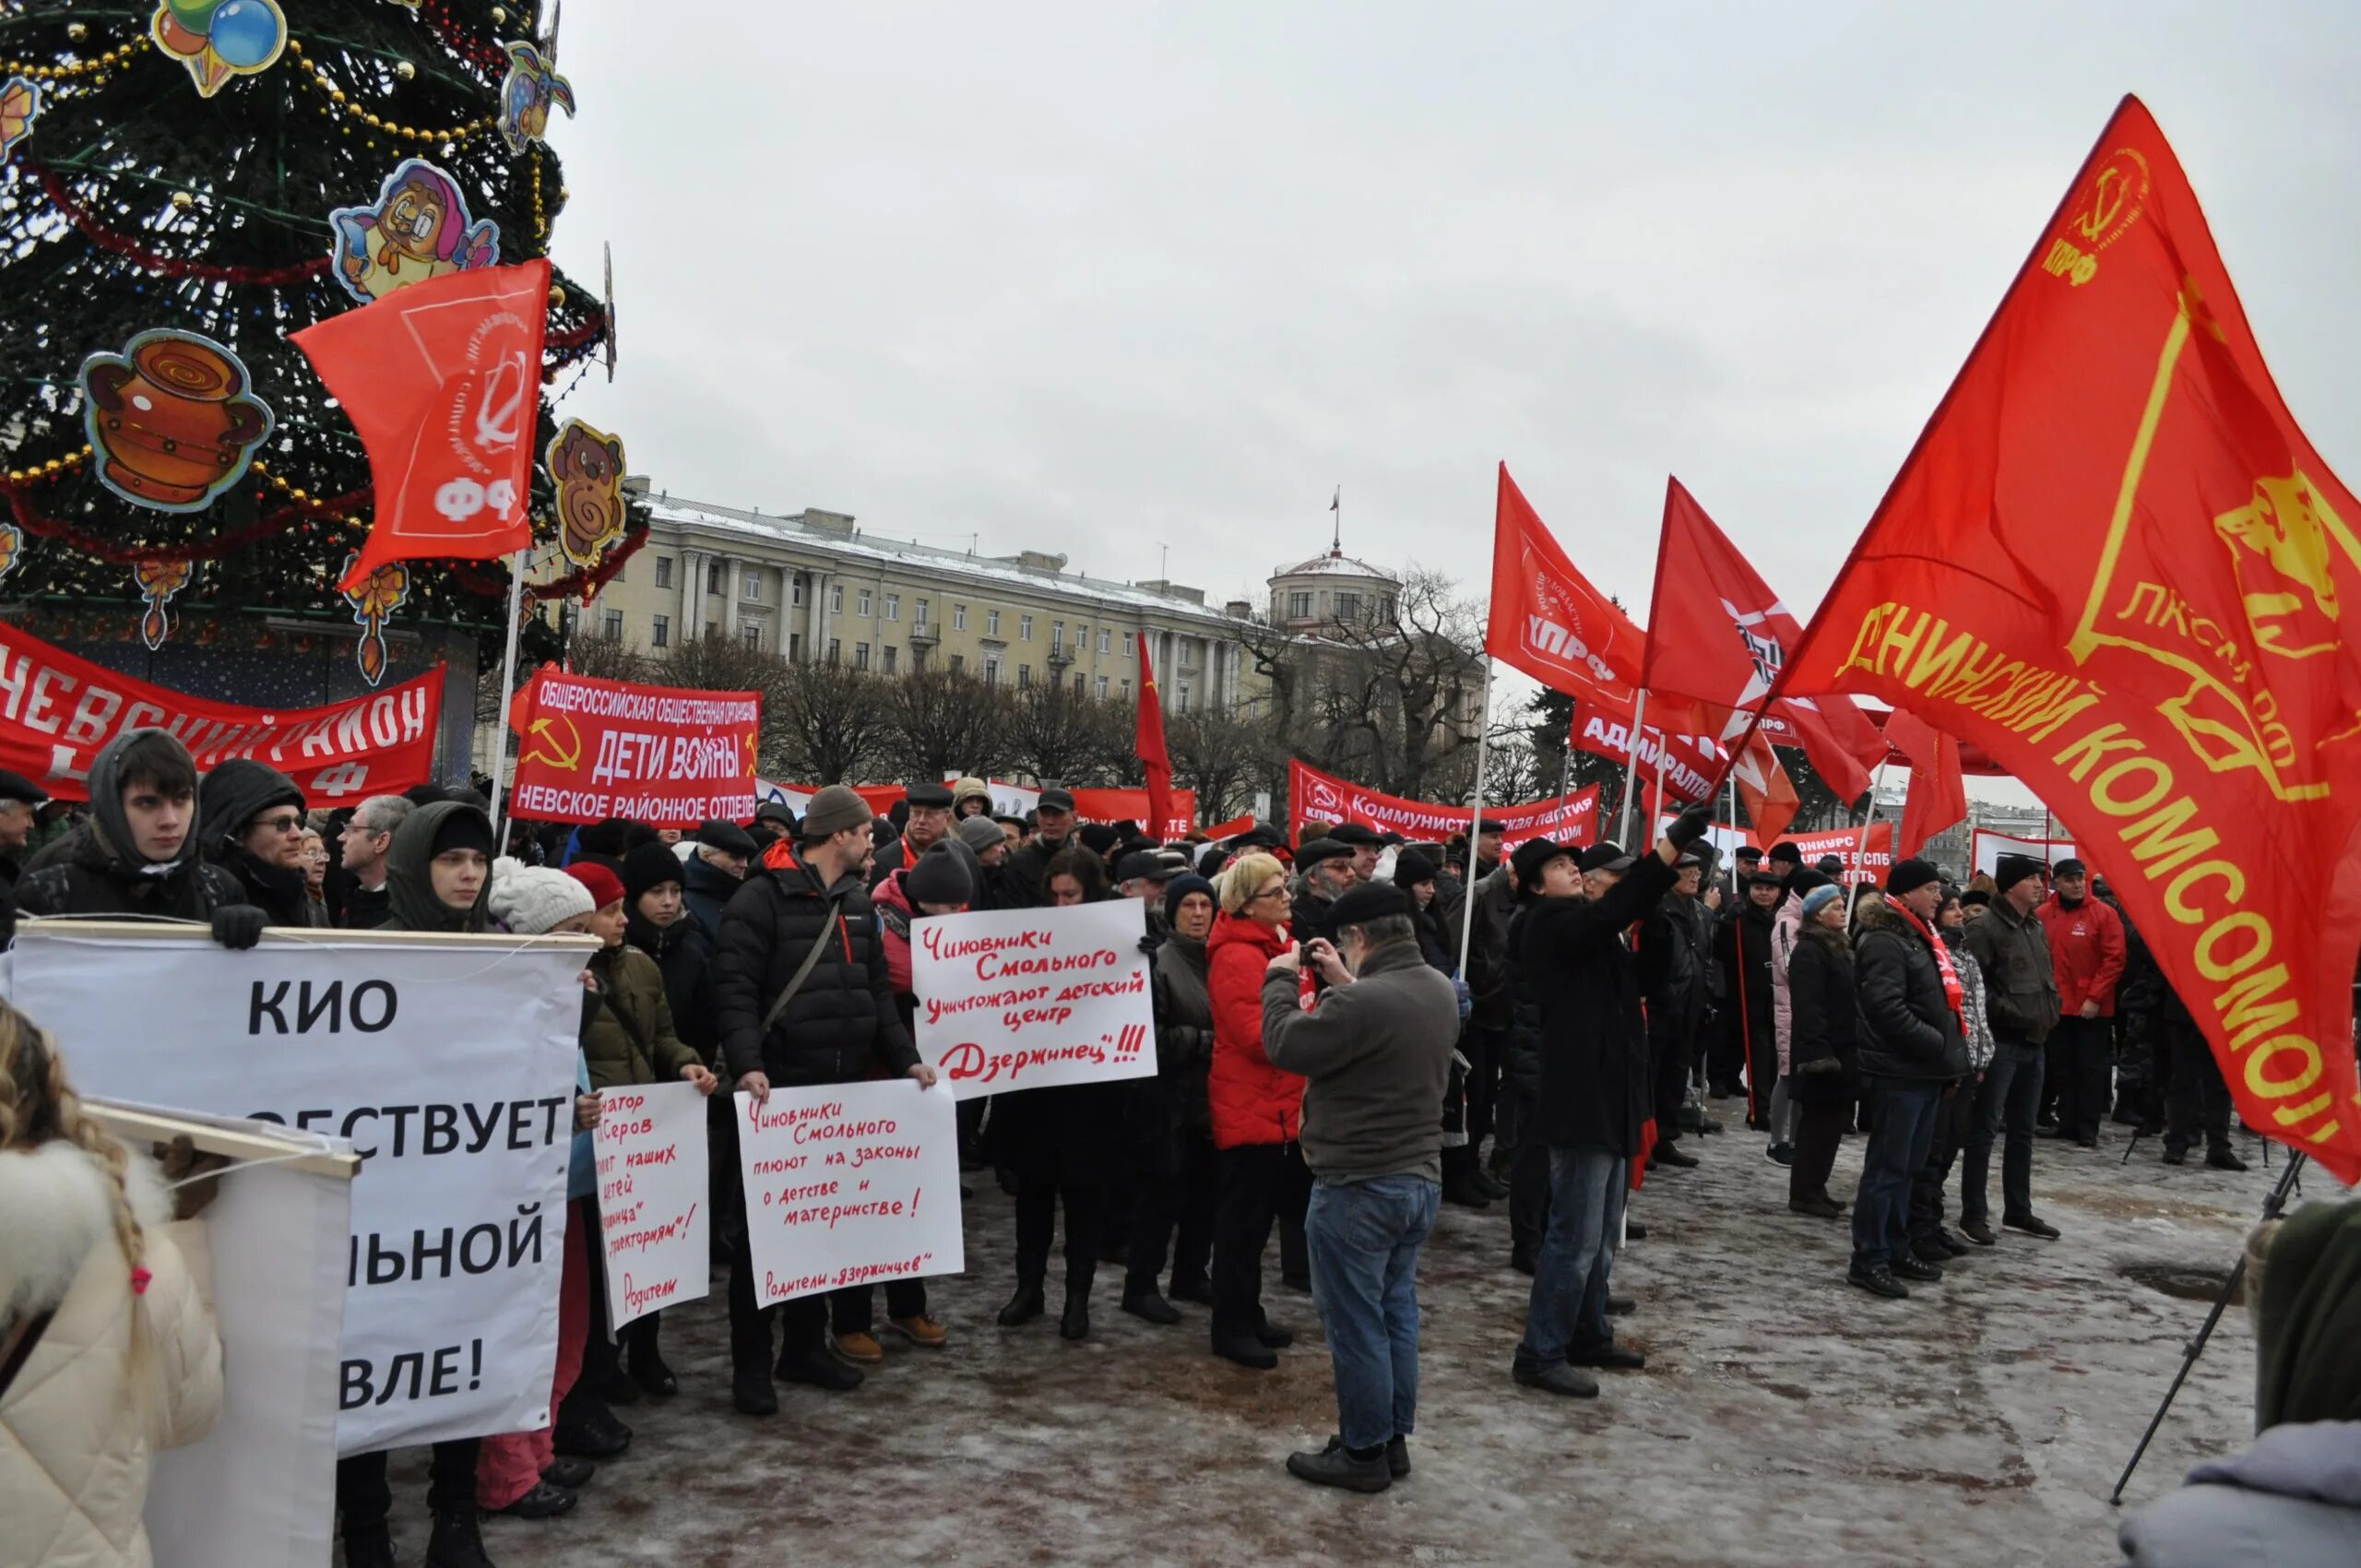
[1852, 1080, 1942, 1272]
[1513, 1145, 1625, 1372]
[1305, 1175, 1440, 1451]
[1963, 1039, 2044, 1224]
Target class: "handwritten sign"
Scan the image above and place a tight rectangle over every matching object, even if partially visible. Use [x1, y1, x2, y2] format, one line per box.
[909, 899, 1157, 1101]
[591, 1080, 709, 1330]
[733, 1079, 963, 1306]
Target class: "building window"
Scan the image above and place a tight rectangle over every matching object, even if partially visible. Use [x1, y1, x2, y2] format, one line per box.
[1097, 628, 1111, 654]
[915, 599, 931, 630]
[602, 609, 623, 639]
[1073, 671, 1085, 693]
[1074, 624, 1087, 650]
[829, 583, 845, 614]
[707, 562, 724, 594]
[858, 588, 873, 617]
[1095, 675, 1109, 699]
[986, 610, 1001, 637]
[826, 637, 841, 665]
[706, 622, 719, 641]
[982, 655, 1001, 686]
[1379, 595, 1396, 620]
[1120, 678, 1132, 699]
[1176, 683, 1191, 713]
[655, 555, 673, 588]
[1051, 621, 1064, 649]
[791, 574, 806, 606]
[1123, 631, 1135, 658]
[1017, 664, 1031, 689]
[742, 623, 763, 650]
[651, 614, 670, 648]
[884, 593, 899, 622]
[953, 604, 967, 632]
[789, 632, 801, 660]
[949, 653, 965, 674]
[1287, 590, 1312, 618]
[1020, 614, 1033, 641]
[742, 570, 761, 601]
[855, 642, 870, 670]
[1335, 591, 1361, 620]
[883, 646, 898, 673]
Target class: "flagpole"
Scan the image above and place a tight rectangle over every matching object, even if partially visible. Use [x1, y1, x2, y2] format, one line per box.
[484, 546, 529, 843]
[1554, 702, 1575, 819]
[1614, 690, 1648, 848]
[1456, 658, 1495, 979]
[1848, 760, 1889, 932]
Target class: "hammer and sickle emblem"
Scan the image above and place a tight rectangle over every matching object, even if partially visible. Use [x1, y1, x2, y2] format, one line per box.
[2077, 166, 2126, 243]
[521, 712, 584, 771]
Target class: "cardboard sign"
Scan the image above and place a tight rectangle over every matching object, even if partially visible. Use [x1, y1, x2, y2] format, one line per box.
[590, 1080, 710, 1330]
[733, 1079, 963, 1305]
[910, 899, 1158, 1100]
[6, 926, 590, 1455]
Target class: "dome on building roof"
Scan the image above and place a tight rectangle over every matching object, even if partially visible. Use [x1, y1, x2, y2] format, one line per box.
[1271, 548, 1399, 582]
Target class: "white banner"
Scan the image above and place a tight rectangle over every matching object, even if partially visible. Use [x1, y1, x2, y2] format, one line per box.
[910, 899, 1157, 1100]
[1971, 828, 2079, 878]
[5, 926, 592, 1455]
[592, 1080, 711, 1330]
[734, 1079, 963, 1305]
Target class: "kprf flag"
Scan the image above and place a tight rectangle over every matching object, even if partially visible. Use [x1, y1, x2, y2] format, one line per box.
[1640, 477, 1890, 805]
[1884, 707, 1967, 859]
[1776, 96, 2361, 1182]
[294, 259, 552, 591]
[1485, 463, 1655, 726]
[1135, 626, 1174, 848]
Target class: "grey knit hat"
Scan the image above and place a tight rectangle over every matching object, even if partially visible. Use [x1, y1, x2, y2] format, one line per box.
[801, 784, 872, 838]
[956, 814, 1008, 856]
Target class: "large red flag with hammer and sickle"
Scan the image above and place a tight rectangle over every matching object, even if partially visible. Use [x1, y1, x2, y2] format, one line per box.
[1779, 95, 2361, 1182]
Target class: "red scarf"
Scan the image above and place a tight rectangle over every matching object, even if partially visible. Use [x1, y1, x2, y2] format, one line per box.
[1892, 899, 1964, 1032]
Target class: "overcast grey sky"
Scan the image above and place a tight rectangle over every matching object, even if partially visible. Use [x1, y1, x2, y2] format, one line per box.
[541, 2, 2360, 803]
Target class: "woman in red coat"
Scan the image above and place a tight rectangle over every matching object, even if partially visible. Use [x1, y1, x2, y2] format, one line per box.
[1204, 850, 1310, 1369]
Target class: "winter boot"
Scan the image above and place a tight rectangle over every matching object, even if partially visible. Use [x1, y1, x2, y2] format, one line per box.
[1059, 1283, 1092, 1341]
[343, 1533, 397, 1568]
[998, 1252, 1049, 1326]
[423, 1503, 495, 1568]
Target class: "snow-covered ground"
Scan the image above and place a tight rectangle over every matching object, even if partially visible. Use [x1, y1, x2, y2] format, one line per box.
[396, 1116, 2307, 1567]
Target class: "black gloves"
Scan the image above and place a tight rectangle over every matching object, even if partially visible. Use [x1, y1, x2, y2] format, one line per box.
[1667, 807, 1714, 849]
[210, 904, 267, 950]
[1137, 932, 1162, 956]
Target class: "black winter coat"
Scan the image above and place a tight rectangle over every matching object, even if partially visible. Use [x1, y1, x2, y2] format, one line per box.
[14, 732, 247, 925]
[1852, 898, 1970, 1083]
[1521, 851, 1678, 1154]
[1639, 892, 1709, 1042]
[681, 850, 742, 949]
[1714, 902, 1776, 1046]
[1003, 833, 1071, 909]
[711, 846, 918, 1085]
[1501, 902, 1545, 1096]
[1785, 924, 1864, 1104]
[627, 908, 718, 1063]
[1445, 867, 1515, 1029]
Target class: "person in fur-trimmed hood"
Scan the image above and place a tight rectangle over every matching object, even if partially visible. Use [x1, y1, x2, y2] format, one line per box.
[0, 999, 221, 1568]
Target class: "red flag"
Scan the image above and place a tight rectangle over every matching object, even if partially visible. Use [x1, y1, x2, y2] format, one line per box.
[1727, 724, 1799, 846]
[1135, 626, 1174, 844]
[1486, 464, 1657, 719]
[1778, 97, 2361, 1182]
[1641, 478, 1889, 802]
[292, 259, 552, 591]
[1886, 707, 1967, 858]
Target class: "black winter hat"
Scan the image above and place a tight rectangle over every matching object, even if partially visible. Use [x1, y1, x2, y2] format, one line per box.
[1163, 873, 1216, 927]
[1325, 822, 1382, 848]
[0, 769, 48, 807]
[1077, 822, 1122, 856]
[1324, 880, 1414, 937]
[1994, 854, 2047, 894]
[2052, 857, 2088, 878]
[1512, 837, 1576, 886]
[1391, 847, 1439, 890]
[696, 819, 758, 857]
[1886, 857, 1942, 897]
[1296, 837, 1354, 870]
[906, 781, 955, 809]
[905, 841, 974, 908]
[1766, 841, 1804, 866]
[1578, 842, 1636, 874]
[623, 840, 684, 905]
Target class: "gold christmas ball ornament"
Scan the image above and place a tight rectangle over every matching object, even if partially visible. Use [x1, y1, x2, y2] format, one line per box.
[395, 60, 416, 81]
[548, 285, 565, 306]
[491, 6, 507, 22]
[171, 190, 195, 209]
[67, 21, 89, 40]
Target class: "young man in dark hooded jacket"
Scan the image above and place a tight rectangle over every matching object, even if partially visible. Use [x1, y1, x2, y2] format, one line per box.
[196, 757, 326, 928]
[15, 729, 258, 947]
[331, 798, 506, 1568]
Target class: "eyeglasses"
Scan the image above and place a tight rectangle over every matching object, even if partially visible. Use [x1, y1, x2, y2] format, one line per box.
[1248, 885, 1287, 903]
[255, 814, 304, 835]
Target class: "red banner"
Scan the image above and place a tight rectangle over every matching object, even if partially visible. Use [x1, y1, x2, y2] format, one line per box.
[801, 783, 1199, 840]
[1778, 96, 2361, 1182]
[504, 666, 760, 828]
[1569, 708, 1719, 804]
[1289, 759, 1597, 849]
[0, 619, 440, 802]
[1655, 814, 1896, 874]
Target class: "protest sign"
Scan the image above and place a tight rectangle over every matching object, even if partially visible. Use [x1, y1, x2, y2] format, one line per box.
[1971, 828, 2079, 879]
[87, 1101, 356, 1568]
[6, 924, 592, 1455]
[1654, 815, 1895, 873]
[505, 665, 759, 828]
[910, 899, 1157, 1101]
[0, 617, 440, 802]
[592, 1080, 710, 1330]
[1288, 758, 1598, 849]
[734, 1079, 963, 1306]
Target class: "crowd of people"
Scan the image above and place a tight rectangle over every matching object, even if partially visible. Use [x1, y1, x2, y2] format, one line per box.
[0, 730, 2278, 1563]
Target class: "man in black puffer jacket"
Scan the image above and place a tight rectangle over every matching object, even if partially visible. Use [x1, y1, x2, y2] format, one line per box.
[710, 784, 936, 1414]
[1846, 859, 1970, 1301]
[16, 729, 255, 943]
[196, 758, 326, 929]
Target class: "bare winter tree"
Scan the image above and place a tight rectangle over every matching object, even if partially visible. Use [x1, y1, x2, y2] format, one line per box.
[564, 633, 648, 684]
[1007, 681, 1124, 784]
[650, 635, 799, 771]
[772, 660, 894, 783]
[1168, 704, 1276, 822]
[1295, 565, 1487, 802]
[884, 668, 1013, 781]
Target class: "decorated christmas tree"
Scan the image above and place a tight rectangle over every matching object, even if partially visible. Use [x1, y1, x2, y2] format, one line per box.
[0, 0, 635, 705]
